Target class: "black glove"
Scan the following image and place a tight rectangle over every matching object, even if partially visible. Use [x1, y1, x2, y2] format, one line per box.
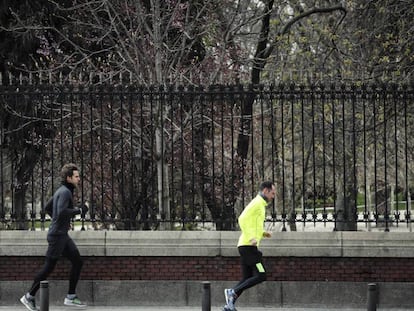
[79, 204, 89, 218]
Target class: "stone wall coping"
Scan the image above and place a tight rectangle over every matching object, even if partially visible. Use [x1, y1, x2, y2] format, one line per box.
[1, 230, 413, 257]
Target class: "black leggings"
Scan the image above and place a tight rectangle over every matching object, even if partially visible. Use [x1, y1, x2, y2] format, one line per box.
[233, 246, 267, 297]
[29, 235, 83, 296]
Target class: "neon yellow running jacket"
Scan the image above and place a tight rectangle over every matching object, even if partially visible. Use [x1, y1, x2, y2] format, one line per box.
[237, 194, 267, 247]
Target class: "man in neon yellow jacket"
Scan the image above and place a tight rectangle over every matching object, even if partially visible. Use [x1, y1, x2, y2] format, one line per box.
[223, 181, 275, 311]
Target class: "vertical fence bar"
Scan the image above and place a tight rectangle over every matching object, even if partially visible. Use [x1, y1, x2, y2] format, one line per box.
[230, 87, 236, 225]
[0, 103, 3, 223]
[220, 86, 226, 226]
[30, 91, 36, 231]
[382, 85, 389, 232]
[393, 85, 400, 227]
[341, 85, 346, 229]
[151, 86, 158, 227]
[373, 86, 379, 227]
[190, 86, 196, 224]
[331, 84, 337, 230]
[79, 90, 85, 230]
[119, 89, 126, 227]
[249, 86, 254, 197]
[99, 88, 104, 226]
[210, 87, 216, 224]
[300, 86, 306, 227]
[69, 87, 75, 163]
[269, 85, 276, 222]
[259, 86, 264, 181]
[290, 84, 296, 225]
[320, 85, 326, 226]
[110, 90, 116, 226]
[169, 86, 175, 228]
[158, 85, 165, 228]
[10, 93, 16, 227]
[128, 88, 134, 228]
[179, 86, 185, 229]
[240, 87, 245, 209]
[30, 164, 35, 231]
[281, 85, 286, 228]
[351, 86, 357, 228]
[310, 85, 316, 225]
[137, 86, 146, 229]
[362, 86, 369, 229]
[41, 90, 49, 231]
[200, 86, 206, 224]
[403, 86, 411, 229]
[87, 88, 94, 230]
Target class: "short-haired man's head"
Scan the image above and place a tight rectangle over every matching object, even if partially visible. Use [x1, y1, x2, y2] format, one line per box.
[259, 181, 276, 202]
[260, 181, 274, 191]
[60, 163, 79, 183]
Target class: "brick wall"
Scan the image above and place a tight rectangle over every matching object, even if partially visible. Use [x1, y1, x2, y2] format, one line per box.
[2, 256, 414, 282]
[2, 232, 414, 308]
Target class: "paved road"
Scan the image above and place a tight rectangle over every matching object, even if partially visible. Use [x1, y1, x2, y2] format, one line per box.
[0, 308, 378, 311]
[4, 306, 414, 311]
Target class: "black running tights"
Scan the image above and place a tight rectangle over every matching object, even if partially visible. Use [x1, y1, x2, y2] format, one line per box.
[233, 246, 267, 297]
[29, 240, 83, 296]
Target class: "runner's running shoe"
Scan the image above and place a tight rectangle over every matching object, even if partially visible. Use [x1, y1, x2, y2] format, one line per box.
[224, 288, 237, 311]
[222, 304, 238, 311]
[20, 294, 37, 311]
[64, 296, 87, 308]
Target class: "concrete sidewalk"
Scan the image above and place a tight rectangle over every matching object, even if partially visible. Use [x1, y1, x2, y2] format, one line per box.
[4, 306, 414, 311]
[0, 308, 390, 311]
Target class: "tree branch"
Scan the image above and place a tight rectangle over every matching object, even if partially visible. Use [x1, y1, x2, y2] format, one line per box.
[261, 5, 347, 61]
[280, 5, 347, 36]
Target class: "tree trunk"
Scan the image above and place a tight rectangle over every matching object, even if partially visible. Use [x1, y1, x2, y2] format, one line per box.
[13, 148, 41, 230]
[156, 126, 171, 230]
[13, 185, 28, 230]
[152, 0, 171, 230]
[335, 185, 358, 231]
[335, 151, 358, 231]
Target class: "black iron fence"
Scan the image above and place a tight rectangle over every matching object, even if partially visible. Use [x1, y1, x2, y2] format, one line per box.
[1, 83, 413, 231]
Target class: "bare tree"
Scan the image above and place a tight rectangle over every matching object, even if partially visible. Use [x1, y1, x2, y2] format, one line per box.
[3, 0, 413, 232]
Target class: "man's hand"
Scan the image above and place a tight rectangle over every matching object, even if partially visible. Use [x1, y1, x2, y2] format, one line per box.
[263, 232, 272, 238]
[79, 204, 89, 218]
[250, 238, 258, 246]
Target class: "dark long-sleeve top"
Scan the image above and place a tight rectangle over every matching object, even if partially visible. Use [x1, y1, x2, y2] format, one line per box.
[47, 182, 80, 236]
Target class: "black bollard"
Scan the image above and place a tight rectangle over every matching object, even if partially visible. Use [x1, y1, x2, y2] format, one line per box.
[202, 281, 211, 311]
[367, 283, 378, 311]
[40, 280, 49, 311]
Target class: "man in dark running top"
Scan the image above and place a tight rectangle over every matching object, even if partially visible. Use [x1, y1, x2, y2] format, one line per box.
[20, 163, 88, 310]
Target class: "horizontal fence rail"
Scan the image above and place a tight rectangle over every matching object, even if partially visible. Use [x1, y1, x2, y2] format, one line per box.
[0, 83, 414, 231]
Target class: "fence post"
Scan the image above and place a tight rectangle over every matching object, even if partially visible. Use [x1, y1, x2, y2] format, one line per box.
[367, 283, 378, 311]
[202, 281, 211, 311]
[40, 280, 49, 311]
